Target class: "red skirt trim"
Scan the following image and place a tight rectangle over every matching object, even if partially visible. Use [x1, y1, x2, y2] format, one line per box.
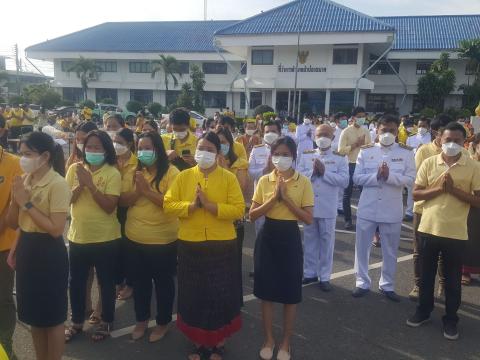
[463, 266, 480, 275]
[177, 314, 242, 347]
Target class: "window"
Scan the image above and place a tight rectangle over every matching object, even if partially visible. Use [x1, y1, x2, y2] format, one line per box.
[251, 49, 274, 65]
[332, 48, 358, 65]
[366, 94, 396, 113]
[61, 60, 73, 72]
[130, 89, 153, 104]
[240, 62, 247, 75]
[368, 61, 400, 75]
[202, 62, 227, 75]
[95, 88, 118, 104]
[240, 92, 262, 109]
[466, 62, 477, 75]
[166, 91, 181, 106]
[203, 91, 227, 108]
[178, 62, 190, 75]
[330, 91, 354, 113]
[96, 61, 117, 73]
[416, 62, 432, 75]
[62, 87, 83, 103]
[129, 61, 151, 73]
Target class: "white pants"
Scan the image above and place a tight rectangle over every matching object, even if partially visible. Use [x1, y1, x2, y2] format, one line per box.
[303, 218, 336, 281]
[354, 218, 402, 292]
[405, 184, 414, 217]
[338, 188, 344, 211]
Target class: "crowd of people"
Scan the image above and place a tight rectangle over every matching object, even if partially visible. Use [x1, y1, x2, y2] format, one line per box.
[0, 105, 479, 360]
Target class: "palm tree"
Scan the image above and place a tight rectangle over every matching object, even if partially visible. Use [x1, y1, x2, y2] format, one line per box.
[66, 56, 101, 100]
[458, 39, 480, 82]
[151, 55, 183, 104]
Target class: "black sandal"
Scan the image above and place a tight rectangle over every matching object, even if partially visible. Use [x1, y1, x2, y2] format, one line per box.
[91, 323, 112, 342]
[188, 346, 208, 360]
[209, 346, 225, 360]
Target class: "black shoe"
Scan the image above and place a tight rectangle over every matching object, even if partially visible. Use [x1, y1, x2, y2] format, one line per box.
[403, 214, 413, 222]
[380, 289, 401, 302]
[443, 322, 459, 341]
[337, 209, 344, 215]
[352, 287, 369, 298]
[406, 312, 430, 327]
[302, 277, 318, 285]
[344, 221, 353, 230]
[318, 281, 332, 292]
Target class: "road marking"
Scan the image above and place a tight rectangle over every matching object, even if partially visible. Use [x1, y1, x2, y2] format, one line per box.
[110, 254, 414, 338]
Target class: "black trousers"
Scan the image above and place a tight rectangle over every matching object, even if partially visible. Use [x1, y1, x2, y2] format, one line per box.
[130, 240, 177, 325]
[69, 240, 119, 324]
[343, 163, 356, 222]
[417, 234, 465, 325]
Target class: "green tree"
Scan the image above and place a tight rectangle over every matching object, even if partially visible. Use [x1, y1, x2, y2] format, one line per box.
[126, 100, 144, 114]
[8, 95, 24, 105]
[148, 102, 163, 117]
[458, 38, 480, 111]
[151, 55, 182, 105]
[190, 64, 205, 113]
[176, 83, 194, 109]
[417, 52, 456, 112]
[254, 104, 274, 116]
[100, 98, 115, 104]
[66, 57, 101, 101]
[23, 84, 61, 109]
[79, 99, 96, 110]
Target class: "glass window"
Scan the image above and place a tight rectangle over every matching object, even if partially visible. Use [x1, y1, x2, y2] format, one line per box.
[240, 92, 262, 109]
[166, 91, 181, 106]
[61, 60, 73, 72]
[202, 62, 227, 75]
[203, 91, 227, 108]
[62, 87, 84, 103]
[368, 61, 400, 75]
[466, 62, 477, 75]
[240, 62, 247, 75]
[366, 94, 396, 113]
[251, 49, 274, 65]
[330, 91, 354, 113]
[129, 61, 151, 73]
[332, 48, 358, 65]
[96, 61, 117, 73]
[178, 62, 190, 75]
[130, 89, 153, 104]
[416, 62, 432, 75]
[95, 88, 118, 104]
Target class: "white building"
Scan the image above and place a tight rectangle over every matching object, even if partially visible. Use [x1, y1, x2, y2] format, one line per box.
[26, 0, 480, 116]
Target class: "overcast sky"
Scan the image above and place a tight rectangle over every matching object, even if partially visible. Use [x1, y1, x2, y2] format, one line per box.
[1, 0, 479, 75]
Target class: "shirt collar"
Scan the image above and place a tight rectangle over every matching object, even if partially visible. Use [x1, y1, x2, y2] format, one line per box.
[25, 167, 56, 189]
[268, 170, 300, 182]
[436, 152, 467, 166]
[317, 148, 332, 155]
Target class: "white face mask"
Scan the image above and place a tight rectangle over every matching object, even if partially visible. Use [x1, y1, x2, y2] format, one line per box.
[315, 137, 332, 150]
[194, 150, 217, 169]
[329, 122, 336, 128]
[76, 143, 84, 152]
[174, 131, 188, 140]
[379, 132, 396, 147]
[20, 156, 44, 174]
[114, 143, 128, 156]
[264, 132, 279, 145]
[245, 129, 255, 136]
[272, 155, 293, 172]
[442, 142, 462, 157]
[418, 127, 428, 136]
[303, 118, 312, 125]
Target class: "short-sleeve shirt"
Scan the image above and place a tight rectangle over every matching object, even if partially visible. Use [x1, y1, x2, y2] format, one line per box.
[124, 165, 179, 244]
[252, 170, 314, 221]
[338, 125, 372, 164]
[416, 153, 480, 240]
[19, 168, 71, 233]
[66, 163, 121, 243]
[119, 153, 138, 192]
[225, 157, 248, 176]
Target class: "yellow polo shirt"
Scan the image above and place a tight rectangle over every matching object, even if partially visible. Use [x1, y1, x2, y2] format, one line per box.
[225, 157, 248, 176]
[164, 165, 245, 242]
[233, 141, 247, 162]
[119, 153, 138, 192]
[252, 170, 314, 221]
[19, 168, 71, 233]
[8, 108, 23, 127]
[338, 125, 372, 163]
[66, 163, 122, 243]
[416, 153, 480, 240]
[162, 131, 197, 154]
[125, 165, 179, 244]
[0, 148, 22, 251]
[22, 109, 35, 126]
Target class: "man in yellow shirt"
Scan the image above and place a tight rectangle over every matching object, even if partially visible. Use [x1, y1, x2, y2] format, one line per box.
[0, 146, 22, 359]
[407, 122, 480, 341]
[338, 106, 371, 229]
[7, 104, 24, 153]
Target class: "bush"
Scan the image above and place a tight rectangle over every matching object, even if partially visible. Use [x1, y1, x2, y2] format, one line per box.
[100, 98, 115, 104]
[254, 104, 274, 116]
[60, 99, 75, 106]
[445, 107, 471, 119]
[148, 102, 163, 117]
[262, 111, 277, 121]
[8, 95, 25, 105]
[79, 99, 95, 109]
[420, 108, 437, 118]
[125, 100, 144, 114]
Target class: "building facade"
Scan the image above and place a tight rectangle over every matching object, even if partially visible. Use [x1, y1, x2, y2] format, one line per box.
[26, 0, 480, 116]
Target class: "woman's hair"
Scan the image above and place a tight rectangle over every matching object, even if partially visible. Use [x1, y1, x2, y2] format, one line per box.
[117, 127, 136, 153]
[270, 136, 298, 161]
[106, 113, 125, 128]
[83, 130, 117, 166]
[203, 117, 215, 131]
[20, 131, 66, 176]
[74, 121, 98, 158]
[137, 131, 170, 192]
[143, 119, 159, 132]
[215, 127, 238, 165]
[199, 131, 221, 153]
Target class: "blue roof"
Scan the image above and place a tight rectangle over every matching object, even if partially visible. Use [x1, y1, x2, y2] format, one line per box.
[377, 15, 480, 51]
[215, 0, 394, 35]
[26, 21, 238, 53]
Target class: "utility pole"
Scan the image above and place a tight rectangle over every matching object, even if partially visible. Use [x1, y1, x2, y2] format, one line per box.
[14, 44, 20, 95]
[204, 0, 207, 20]
[292, 0, 303, 123]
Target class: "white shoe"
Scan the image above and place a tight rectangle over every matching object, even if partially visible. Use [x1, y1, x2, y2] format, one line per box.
[259, 344, 275, 360]
[277, 348, 291, 360]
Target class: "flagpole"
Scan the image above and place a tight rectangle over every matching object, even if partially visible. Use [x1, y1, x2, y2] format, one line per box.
[292, 0, 303, 123]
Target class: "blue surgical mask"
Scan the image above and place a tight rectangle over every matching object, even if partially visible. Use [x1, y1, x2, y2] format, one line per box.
[137, 150, 157, 166]
[356, 117, 366, 126]
[220, 143, 230, 156]
[85, 152, 105, 166]
[339, 119, 348, 129]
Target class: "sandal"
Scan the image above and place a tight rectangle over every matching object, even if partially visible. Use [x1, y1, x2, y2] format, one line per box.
[88, 312, 101, 325]
[117, 286, 133, 301]
[91, 323, 112, 342]
[462, 275, 471, 286]
[188, 346, 208, 360]
[65, 326, 83, 343]
[209, 346, 225, 360]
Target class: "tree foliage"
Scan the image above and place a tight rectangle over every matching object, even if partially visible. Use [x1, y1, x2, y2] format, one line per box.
[458, 38, 480, 111]
[126, 100, 144, 114]
[66, 57, 101, 100]
[190, 64, 205, 113]
[23, 84, 61, 109]
[254, 104, 274, 116]
[148, 102, 163, 117]
[151, 55, 183, 105]
[176, 83, 194, 109]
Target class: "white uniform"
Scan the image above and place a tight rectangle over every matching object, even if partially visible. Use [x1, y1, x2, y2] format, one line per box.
[353, 142, 415, 292]
[298, 148, 349, 281]
[248, 143, 271, 234]
[296, 123, 315, 162]
[404, 132, 431, 216]
[333, 126, 345, 211]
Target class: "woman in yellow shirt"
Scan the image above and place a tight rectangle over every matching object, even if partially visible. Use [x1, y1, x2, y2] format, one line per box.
[164, 131, 245, 360]
[66, 121, 98, 169]
[6, 132, 71, 360]
[120, 131, 179, 342]
[65, 130, 121, 342]
[250, 136, 314, 360]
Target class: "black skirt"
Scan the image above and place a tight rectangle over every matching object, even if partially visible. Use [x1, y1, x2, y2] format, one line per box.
[16, 231, 69, 327]
[177, 239, 242, 347]
[254, 217, 303, 304]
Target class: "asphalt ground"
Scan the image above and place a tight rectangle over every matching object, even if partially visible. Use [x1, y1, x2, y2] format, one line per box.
[10, 194, 480, 360]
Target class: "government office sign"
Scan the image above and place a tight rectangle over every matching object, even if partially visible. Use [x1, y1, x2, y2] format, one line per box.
[278, 64, 327, 73]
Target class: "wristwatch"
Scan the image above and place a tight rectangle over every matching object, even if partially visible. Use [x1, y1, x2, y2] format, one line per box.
[22, 201, 34, 211]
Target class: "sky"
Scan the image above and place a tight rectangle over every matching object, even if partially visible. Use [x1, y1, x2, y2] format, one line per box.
[1, 0, 480, 75]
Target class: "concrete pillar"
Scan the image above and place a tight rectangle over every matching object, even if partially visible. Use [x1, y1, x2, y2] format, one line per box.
[272, 88, 277, 112]
[325, 89, 331, 115]
[287, 90, 291, 115]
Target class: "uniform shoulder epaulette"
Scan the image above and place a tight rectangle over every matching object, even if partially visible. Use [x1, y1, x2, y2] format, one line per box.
[360, 144, 375, 149]
[253, 144, 265, 148]
[399, 143, 414, 151]
[332, 151, 343, 156]
[408, 133, 417, 137]
[303, 150, 316, 154]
